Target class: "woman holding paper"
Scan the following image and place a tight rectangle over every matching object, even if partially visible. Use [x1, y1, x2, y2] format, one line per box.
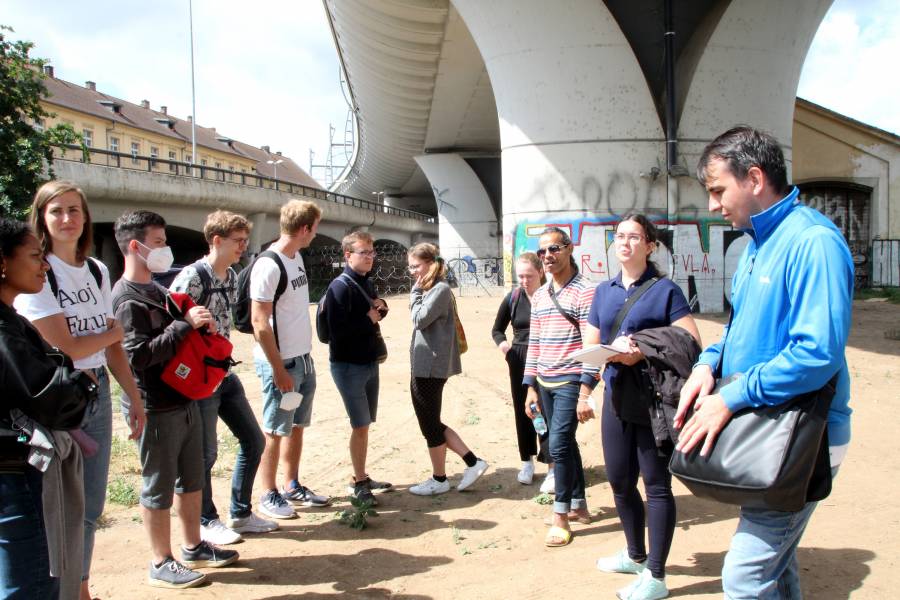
[491, 252, 549, 486]
[585, 213, 699, 600]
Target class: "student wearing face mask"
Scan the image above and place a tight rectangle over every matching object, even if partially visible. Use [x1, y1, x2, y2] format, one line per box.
[111, 211, 238, 590]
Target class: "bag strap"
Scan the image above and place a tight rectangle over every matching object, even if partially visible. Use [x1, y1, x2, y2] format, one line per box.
[338, 272, 376, 308]
[191, 260, 214, 309]
[547, 275, 581, 333]
[606, 276, 660, 343]
[47, 257, 103, 303]
[258, 250, 288, 350]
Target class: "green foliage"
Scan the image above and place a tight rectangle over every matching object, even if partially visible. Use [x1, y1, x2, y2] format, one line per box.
[335, 497, 378, 530]
[0, 25, 81, 218]
[854, 287, 900, 305]
[532, 492, 553, 505]
[107, 476, 139, 507]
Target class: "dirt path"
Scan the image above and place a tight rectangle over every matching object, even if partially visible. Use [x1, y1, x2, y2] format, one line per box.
[90, 296, 900, 599]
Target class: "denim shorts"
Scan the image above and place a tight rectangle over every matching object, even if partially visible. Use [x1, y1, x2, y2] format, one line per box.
[255, 354, 316, 436]
[138, 402, 204, 510]
[330, 361, 379, 428]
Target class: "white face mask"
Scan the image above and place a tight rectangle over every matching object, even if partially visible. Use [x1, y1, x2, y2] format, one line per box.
[137, 241, 174, 273]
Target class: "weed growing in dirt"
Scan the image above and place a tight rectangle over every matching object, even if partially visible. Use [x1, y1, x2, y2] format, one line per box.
[465, 412, 481, 425]
[109, 435, 140, 474]
[107, 476, 139, 507]
[533, 492, 553, 505]
[450, 524, 462, 544]
[336, 497, 378, 530]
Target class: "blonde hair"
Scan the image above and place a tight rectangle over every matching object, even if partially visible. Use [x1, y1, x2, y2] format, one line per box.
[517, 251, 546, 285]
[30, 180, 93, 260]
[408, 242, 446, 291]
[280, 199, 321, 235]
[203, 210, 251, 243]
[342, 230, 374, 253]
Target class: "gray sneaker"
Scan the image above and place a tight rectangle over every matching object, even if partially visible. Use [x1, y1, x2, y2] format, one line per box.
[147, 557, 206, 589]
[259, 489, 296, 519]
[181, 540, 239, 568]
[282, 482, 332, 507]
[351, 481, 378, 506]
[345, 476, 393, 495]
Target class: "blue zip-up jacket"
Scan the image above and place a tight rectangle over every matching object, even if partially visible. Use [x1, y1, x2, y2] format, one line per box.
[696, 187, 853, 447]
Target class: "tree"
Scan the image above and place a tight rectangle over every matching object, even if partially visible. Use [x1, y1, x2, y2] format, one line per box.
[0, 25, 80, 219]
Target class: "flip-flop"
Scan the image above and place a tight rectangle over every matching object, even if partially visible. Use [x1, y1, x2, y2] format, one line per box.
[544, 525, 573, 547]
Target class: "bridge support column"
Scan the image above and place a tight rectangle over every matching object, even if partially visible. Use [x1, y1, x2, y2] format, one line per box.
[414, 153, 500, 262]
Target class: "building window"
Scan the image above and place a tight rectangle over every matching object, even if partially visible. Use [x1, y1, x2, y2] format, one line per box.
[168, 150, 177, 172]
[150, 146, 159, 168]
[131, 141, 140, 164]
[82, 129, 93, 147]
[186, 154, 193, 164]
[109, 137, 119, 153]
[229, 166, 235, 182]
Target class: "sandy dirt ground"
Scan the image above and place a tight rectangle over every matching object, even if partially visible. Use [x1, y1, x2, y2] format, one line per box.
[89, 295, 900, 599]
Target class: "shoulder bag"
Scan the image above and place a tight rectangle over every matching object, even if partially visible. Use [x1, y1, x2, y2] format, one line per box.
[668, 311, 836, 512]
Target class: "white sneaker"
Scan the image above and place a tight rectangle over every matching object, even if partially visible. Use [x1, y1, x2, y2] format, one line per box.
[457, 458, 489, 491]
[517, 461, 535, 485]
[200, 519, 242, 545]
[409, 477, 451, 496]
[539, 470, 556, 494]
[227, 511, 279, 534]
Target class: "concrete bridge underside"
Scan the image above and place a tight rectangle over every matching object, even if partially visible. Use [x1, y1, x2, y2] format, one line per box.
[326, 0, 835, 312]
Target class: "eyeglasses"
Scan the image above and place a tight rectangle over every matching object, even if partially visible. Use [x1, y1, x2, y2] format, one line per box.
[536, 244, 568, 258]
[227, 237, 250, 247]
[351, 250, 377, 257]
[408, 263, 422, 272]
[614, 233, 645, 244]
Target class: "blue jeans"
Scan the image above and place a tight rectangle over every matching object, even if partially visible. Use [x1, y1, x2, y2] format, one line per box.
[722, 467, 840, 599]
[82, 367, 112, 580]
[256, 355, 316, 436]
[0, 466, 60, 599]
[538, 382, 587, 514]
[198, 372, 265, 523]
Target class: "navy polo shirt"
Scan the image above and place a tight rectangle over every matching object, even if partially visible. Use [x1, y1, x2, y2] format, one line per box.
[588, 266, 691, 423]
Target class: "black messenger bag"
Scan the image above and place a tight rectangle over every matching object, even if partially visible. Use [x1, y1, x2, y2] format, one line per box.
[669, 373, 836, 512]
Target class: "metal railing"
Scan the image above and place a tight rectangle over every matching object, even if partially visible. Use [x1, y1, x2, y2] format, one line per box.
[51, 144, 435, 223]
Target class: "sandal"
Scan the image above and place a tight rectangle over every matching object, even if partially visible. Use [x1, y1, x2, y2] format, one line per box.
[544, 525, 573, 547]
[543, 512, 593, 526]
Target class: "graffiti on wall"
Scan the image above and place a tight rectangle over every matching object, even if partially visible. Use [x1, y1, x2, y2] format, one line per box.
[509, 215, 748, 313]
[447, 256, 502, 288]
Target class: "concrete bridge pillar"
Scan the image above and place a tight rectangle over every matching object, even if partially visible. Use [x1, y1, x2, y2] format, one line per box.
[452, 0, 831, 310]
[414, 153, 500, 261]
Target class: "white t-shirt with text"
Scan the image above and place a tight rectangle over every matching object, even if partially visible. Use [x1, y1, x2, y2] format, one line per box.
[14, 254, 113, 370]
[249, 248, 312, 361]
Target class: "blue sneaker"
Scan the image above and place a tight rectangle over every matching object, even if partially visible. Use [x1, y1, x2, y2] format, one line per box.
[282, 481, 331, 507]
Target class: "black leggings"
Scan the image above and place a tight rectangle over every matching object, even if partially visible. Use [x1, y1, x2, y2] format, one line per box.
[410, 376, 449, 448]
[505, 345, 538, 461]
[601, 396, 675, 579]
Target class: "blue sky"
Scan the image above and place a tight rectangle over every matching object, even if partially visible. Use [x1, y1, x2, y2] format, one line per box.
[3, 0, 897, 188]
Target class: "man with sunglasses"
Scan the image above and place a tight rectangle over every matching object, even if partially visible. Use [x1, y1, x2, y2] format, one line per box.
[170, 210, 278, 545]
[524, 227, 599, 547]
[322, 231, 392, 506]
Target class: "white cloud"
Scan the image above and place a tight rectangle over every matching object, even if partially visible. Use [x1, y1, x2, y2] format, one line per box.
[799, 0, 900, 135]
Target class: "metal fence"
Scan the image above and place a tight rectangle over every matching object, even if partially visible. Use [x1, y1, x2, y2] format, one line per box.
[51, 144, 435, 222]
[872, 240, 900, 287]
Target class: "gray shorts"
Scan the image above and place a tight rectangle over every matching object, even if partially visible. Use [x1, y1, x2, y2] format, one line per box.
[138, 402, 204, 510]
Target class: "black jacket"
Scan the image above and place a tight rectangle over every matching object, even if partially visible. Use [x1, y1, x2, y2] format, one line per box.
[0, 301, 60, 460]
[631, 326, 702, 448]
[325, 267, 384, 364]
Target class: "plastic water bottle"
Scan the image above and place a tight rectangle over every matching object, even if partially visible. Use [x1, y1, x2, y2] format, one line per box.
[530, 403, 548, 436]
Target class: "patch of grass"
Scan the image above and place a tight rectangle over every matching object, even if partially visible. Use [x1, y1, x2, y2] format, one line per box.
[465, 413, 481, 426]
[489, 483, 503, 493]
[109, 435, 141, 475]
[96, 513, 114, 530]
[532, 492, 553, 505]
[107, 476, 140, 507]
[449, 524, 463, 545]
[855, 287, 900, 304]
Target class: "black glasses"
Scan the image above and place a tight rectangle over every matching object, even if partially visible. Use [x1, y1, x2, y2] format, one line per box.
[536, 243, 568, 258]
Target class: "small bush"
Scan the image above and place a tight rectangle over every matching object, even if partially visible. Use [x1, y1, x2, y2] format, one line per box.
[107, 476, 139, 507]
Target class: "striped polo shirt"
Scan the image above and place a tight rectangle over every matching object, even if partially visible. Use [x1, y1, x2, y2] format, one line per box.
[523, 272, 599, 387]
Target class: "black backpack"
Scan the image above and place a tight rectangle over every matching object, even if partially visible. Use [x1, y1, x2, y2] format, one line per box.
[232, 251, 287, 341]
[315, 273, 357, 344]
[47, 257, 103, 301]
[187, 260, 231, 310]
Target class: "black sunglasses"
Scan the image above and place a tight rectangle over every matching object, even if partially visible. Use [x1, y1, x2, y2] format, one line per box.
[536, 243, 568, 258]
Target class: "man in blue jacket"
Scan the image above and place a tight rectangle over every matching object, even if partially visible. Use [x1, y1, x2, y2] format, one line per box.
[675, 126, 853, 599]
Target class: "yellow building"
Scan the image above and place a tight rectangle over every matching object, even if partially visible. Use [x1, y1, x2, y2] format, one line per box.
[38, 66, 320, 189]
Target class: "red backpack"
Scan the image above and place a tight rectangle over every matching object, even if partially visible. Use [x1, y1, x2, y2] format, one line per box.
[160, 293, 237, 400]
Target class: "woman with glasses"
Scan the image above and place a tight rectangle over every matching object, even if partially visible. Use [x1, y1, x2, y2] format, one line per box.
[14, 181, 145, 600]
[491, 252, 551, 486]
[585, 213, 700, 600]
[523, 227, 599, 547]
[406, 243, 488, 496]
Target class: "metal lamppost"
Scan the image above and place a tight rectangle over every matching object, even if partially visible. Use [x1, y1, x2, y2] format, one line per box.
[267, 158, 284, 189]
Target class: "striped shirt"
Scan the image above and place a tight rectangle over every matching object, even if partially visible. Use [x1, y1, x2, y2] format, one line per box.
[523, 272, 599, 387]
